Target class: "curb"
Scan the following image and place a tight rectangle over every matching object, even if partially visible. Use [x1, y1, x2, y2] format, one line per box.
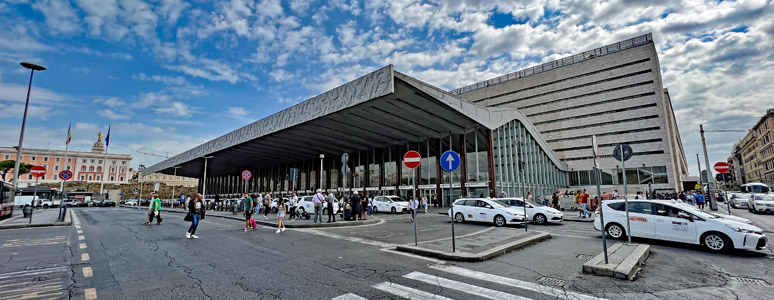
[582, 243, 651, 280]
[395, 231, 552, 262]
[563, 218, 595, 223]
[0, 209, 73, 230]
[118, 205, 379, 228]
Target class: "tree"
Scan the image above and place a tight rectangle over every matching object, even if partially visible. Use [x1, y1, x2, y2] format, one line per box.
[0, 160, 35, 181]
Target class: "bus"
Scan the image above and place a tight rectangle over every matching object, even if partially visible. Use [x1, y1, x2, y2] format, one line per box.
[0, 180, 14, 218]
[741, 183, 770, 194]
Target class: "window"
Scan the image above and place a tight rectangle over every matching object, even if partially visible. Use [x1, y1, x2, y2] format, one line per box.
[97, 166, 102, 172]
[31, 156, 36, 161]
[67, 166, 71, 170]
[98, 160, 102, 164]
[96, 176, 100, 180]
[121, 168, 125, 173]
[88, 176, 93, 180]
[111, 168, 115, 172]
[28, 175, 32, 179]
[81, 166, 86, 171]
[82, 159, 87, 163]
[54, 165, 59, 171]
[628, 202, 653, 214]
[89, 166, 94, 172]
[3, 155, 8, 159]
[90, 159, 95, 163]
[110, 176, 115, 181]
[607, 202, 626, 211]
[120, 176, 124, 181]
[68, 158, 72, 163]
[122, 161, 126, 165]
[112, 160, 116, 165]
[43, 157, 48, 162]
[80, 176, 84, 180]
[56, 157, 60, 162]
[52, 175, 57, 180]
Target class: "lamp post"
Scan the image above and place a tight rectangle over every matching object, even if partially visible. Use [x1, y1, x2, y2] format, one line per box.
[12, 62, 46, 195]
[319, 154, 325, 190]
[172, 166, 181, 200]
[138, 165, 146, 203]
[202, 156, 213, 200]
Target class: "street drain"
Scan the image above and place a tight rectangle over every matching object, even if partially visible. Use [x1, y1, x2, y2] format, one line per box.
[576, 254, 595, 259]
[732, 277, 769, 285]
[537, 276, 565, 286]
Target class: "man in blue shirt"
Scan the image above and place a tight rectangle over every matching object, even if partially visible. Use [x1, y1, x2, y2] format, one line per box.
[695, 192, 705, 210]
[180, 194, 186, 209]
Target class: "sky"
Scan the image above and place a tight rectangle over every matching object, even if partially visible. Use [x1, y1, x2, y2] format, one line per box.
[0, 0, 772, 177]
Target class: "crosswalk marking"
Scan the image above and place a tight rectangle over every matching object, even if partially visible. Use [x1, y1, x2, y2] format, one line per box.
[83, 267, 93, 277]
[404, 271, 533, 300]
[82, 253, 90, 261]
[331, 293, 368, 300]
[429, 265, 605, 300]
[0, 267, 68, 300]
[372, 282, 453, 300]
[79, 243, 87, 249]
[85, 288, 98, 300]
[1, 236, 67, 248]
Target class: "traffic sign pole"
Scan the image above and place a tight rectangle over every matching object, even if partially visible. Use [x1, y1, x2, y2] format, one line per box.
[440, 150, 460, 252]
[28, 165, 46, 225]
[593, 137, 609, 264]
[30, 176, 39, 224]
[620, 147, 631, 244]
[404, 150, 421, 246]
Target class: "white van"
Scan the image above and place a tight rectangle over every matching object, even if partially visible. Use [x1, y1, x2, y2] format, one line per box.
[14, 195, 39, 207]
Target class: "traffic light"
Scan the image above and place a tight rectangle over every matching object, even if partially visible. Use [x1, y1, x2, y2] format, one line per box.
[715, 173, 733, 181]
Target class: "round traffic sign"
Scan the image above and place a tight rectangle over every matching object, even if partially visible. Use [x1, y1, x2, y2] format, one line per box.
[242, 170, 252, 180]
[440, 151, 460, 172]
[342, 153, 349, 163]
[30, 165, 46, 178]
[713, 162, 730, 173]
[613, 144, 633, 162]
[403, 151, 421, 169]
[58, 170, 73, 181]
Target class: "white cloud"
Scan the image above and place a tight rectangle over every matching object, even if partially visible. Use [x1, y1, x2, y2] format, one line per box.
[134, 73, 188, 85]
[97, 108, 129, 120]
[226, 107, 249, 118]
[31, 0, 81, 34]
[0, 82, 74, 105]
[100, 97, 125, 107]
[156, 0, 189, 24]
[153, 101, 200, 117]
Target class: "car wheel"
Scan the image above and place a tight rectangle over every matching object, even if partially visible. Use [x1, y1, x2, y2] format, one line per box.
[454, 212, 465, 223]
[43, 205, 49, 209]
[702, 232, 731, 252]
[391, 207, 396, 214]
[605, 223, 626, 239]
[533, 213, 547, 225]
[373, 206, 378, 213]
[493, 215, 506, 227]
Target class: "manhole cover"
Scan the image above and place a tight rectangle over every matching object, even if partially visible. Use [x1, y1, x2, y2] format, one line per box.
[732, 277, 769, 285]
[537, 276, 565, 286]
[576, 254, 595, 259]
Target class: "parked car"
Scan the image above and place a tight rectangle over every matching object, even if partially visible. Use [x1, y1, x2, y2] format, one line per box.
[102, 200, 116, 207]
[40, 200, 53, 208]
[372, 196, 409, 214]
[125, 200, 138, 206]
[495, 198, 563, 224]
[448, 198, 526, 227]
[749, 194, 774, 214]
[594, 199, 767, 252]
[729, 193, 752, 209]
[61, 199, 75, 206]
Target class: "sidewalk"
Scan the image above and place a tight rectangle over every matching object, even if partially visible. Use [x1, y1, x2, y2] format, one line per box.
[119, 205, 379, 228]
[0, 207, 72, 230]
[396, 227, 551, 261]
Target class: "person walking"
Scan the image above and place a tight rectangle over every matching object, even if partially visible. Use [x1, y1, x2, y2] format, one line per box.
[686, 191, 695, 206]
[276, 198, 286, 233]
[612, 190, 619, 200]
[350, 191, 362, 221]
[326, 189, 336, 223]
[360, 192, 368, 220]
[289, 192, 299, 221]
[214, 194, 221, 211]
[696, 192, 705, 210]
[580, 189, 590, 218]
[187, 194, 205, 239]
[551, 191, 560, 209]
[243, 193, 254, 231]
[146, 193, 162, 225]
[313, 189, 325, 224]
[500, 190, 508, 198]
[263, 192, 272, 218]
[367, 194, 374, 217]
[179, 194, 186, 209]
[409, 195, 418, 222]
[575, 191, 583, 216]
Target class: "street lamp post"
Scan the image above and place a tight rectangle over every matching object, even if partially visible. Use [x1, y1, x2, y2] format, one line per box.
[138, 165, 146, 204]
[202, 156, 213, 200]
[319, 154, 325, 190]
[11, 62, 46, 195]
[172, 166, 181, 201]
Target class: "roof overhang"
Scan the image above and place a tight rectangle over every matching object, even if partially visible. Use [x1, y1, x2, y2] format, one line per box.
[146, 65, 567, 178]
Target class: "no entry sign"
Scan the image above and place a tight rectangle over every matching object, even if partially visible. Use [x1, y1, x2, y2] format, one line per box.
[403, 151, 421, 169]
[30, 165, 46, 178]
[242, 170, 252, 180]
[713, 162, 730, 173]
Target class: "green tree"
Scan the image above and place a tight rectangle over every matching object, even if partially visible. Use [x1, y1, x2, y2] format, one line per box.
[0, 160, 35, 181]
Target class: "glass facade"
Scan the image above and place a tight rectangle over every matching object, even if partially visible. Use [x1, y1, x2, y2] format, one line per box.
[569, 166, 668, 186]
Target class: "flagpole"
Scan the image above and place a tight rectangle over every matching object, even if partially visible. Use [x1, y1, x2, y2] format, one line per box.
[60, 123, 71, 200]
[99, 126, 110, 195]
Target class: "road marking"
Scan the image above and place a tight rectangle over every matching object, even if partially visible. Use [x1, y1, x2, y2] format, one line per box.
[297, 228, 395, 248]
[429, 264, 605, 300]
[85, 288, 98, 300]
[82, 267, 93, 277]
[372, 282, 453, 300]
[78, 235, 85, 240]
[79, 243, 87, 249]
[331, 293, 368, 300]
[82, 253, 90, 261]
[404, 271, 532, 300]
[0, 267, 68, 299]
[77, 230, 83, 234]
[1, 236, 67, 248]
[0, 267, 69, 280]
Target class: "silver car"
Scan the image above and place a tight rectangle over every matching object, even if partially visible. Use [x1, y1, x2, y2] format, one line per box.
[749, 194, 774, 214]
[729, 193, 751, 209]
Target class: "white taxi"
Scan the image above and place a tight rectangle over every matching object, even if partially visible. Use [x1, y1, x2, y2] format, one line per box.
[749, 194, 774, 214]
[448, 198, 526, 227]
[729, 193, 751, 209]
[496, 198, 563, 224]
[296, 195, 341, 215]
[594, 199, 767, 252]
[372, 196, 409, 214]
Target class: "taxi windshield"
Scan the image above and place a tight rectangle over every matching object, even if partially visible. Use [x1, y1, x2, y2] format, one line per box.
[675, 203, 717, 219]
[388, 196, 407, 202]
[754, 194, 774, 201]
[487, 200, 507, 208]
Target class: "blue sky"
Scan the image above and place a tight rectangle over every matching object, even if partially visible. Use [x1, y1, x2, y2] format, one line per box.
[1, 0, 773, 176]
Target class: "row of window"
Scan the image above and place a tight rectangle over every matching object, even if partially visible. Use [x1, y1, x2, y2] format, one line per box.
[520, 80, 655, 111]
[527, 91, 656, 118]
[563, 150, 666, 161]
[568, 166, 669, 186]
[79, 166, 127, 173]
[541, 115, 660, 135]
[553, 139, 663, 153]
[2, 154, 128, 166]
[533, 103, 658, 126]
[25, 174, 125, 181]
[546, 126, 661, 143]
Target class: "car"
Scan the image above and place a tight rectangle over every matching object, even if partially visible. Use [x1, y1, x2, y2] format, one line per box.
[593, 199, 767, 252]
[448, 198, 526, 227]
[125, 200, 138, 206]
[102, 200, 116, 207]
[372, 196, 409, 214]
[749, 194, 774, 214]
[496, 197, 563, 224]
[40, 200, 53, 209]
[61, 199, 75, 206]
[729, 193, 751, 209]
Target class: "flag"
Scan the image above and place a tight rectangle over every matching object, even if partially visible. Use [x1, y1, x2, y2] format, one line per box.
[105, 125, 110, 147]
[66, 122, 71, 145]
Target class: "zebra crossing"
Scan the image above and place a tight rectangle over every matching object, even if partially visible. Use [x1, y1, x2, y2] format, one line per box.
[1, 236, 67, 248]
[331, 264, 605, 300]
[0, 266, 70, 300]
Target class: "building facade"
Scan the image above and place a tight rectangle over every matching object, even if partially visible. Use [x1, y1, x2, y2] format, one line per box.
[452, 33, 688, 193]
[130, 170, 198, 188]
[1, 134, 133, 188]
[730, 108, 774, 188]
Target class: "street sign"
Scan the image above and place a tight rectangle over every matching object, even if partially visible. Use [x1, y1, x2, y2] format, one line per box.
[134, 187, 139, 193]
[695, 184, 703, 189]
[30, 165, 46, 178]
[242, 170, 252, 180]
[58, 170, 73, 181]
[613, 144, 634, 162]
[592, 135, 599, 158]
[440, 151, 460, 172]
[713, 162, 730, 173]
[342, 153, 349, 163]
[403, 151, 421, 169]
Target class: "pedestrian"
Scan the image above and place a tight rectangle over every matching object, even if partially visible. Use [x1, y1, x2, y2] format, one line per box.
[326, 189, 336, 223]
[276, 198, 286, 233]
[580, 189, 590, 218]
[256, 193, 263, 213]
[679, 191, 687, 202]
[179, 193, 186, 209]
[409, 195, 418, 222]
[500, 190, 508, 198]
[215, 194, 221, 211]
[367, 194, 374, 216]
[350, 191, 362, 221]
[551, 191, 560, 210]
[686, 191, 695, 206]
[313, 189, 325, 224]
[186, 193, 205, 239]
[696, 192, 705, 210]
[575, 191, 583, 216]
[243, 193, 254, 231]
[422, 195, 428, 213]
[263, 192, 272, 218]
[145, 193, 162, 225]
[360, 192, 368, 220]
[526, 191, 533, 203]
[289, 192, 299, 221]
[613, 190, 619, 200]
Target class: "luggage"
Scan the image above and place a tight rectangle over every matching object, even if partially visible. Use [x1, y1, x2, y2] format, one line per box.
[249, 218, 257, 228]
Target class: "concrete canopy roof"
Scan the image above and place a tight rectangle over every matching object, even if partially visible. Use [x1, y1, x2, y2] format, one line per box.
[145, 65, 567, 178]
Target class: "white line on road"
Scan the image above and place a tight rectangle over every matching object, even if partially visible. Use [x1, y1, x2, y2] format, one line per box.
[404, 271, 533, 300]
[78, 235, 85, 240]
[372, 282, 453, 300]
[413, 226, 495, 246]
[81, 253, 90, 261]
[85, 288, 98, 300]
[79, 243, 87, 249]
[331, 293, 368, 300]
[429, 264, 606, 300]
[77, 230, 83, 234]
[82, 267, 93, 278]
[0, 267, 69, 280]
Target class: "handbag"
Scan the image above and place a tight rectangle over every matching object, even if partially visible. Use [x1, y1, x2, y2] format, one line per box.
[184, 212, 192, 221]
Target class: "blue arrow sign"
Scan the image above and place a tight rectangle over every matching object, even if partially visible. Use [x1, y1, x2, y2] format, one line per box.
[440, 150, 460, 172]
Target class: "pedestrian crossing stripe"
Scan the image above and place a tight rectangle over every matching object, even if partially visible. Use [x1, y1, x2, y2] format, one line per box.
[372, 282, 453, 300]
[331, 293, 367, 300]
[1, 236, 67, 248]
[405, 271, 531, 300]
[0, 267, 68, 300]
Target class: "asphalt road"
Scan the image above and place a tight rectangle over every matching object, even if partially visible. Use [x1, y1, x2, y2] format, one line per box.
[2, 206, 773, 300]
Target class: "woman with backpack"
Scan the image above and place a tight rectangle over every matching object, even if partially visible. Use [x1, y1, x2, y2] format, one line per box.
[186, 194, 205, 239]
[276, 198, 286, 233]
